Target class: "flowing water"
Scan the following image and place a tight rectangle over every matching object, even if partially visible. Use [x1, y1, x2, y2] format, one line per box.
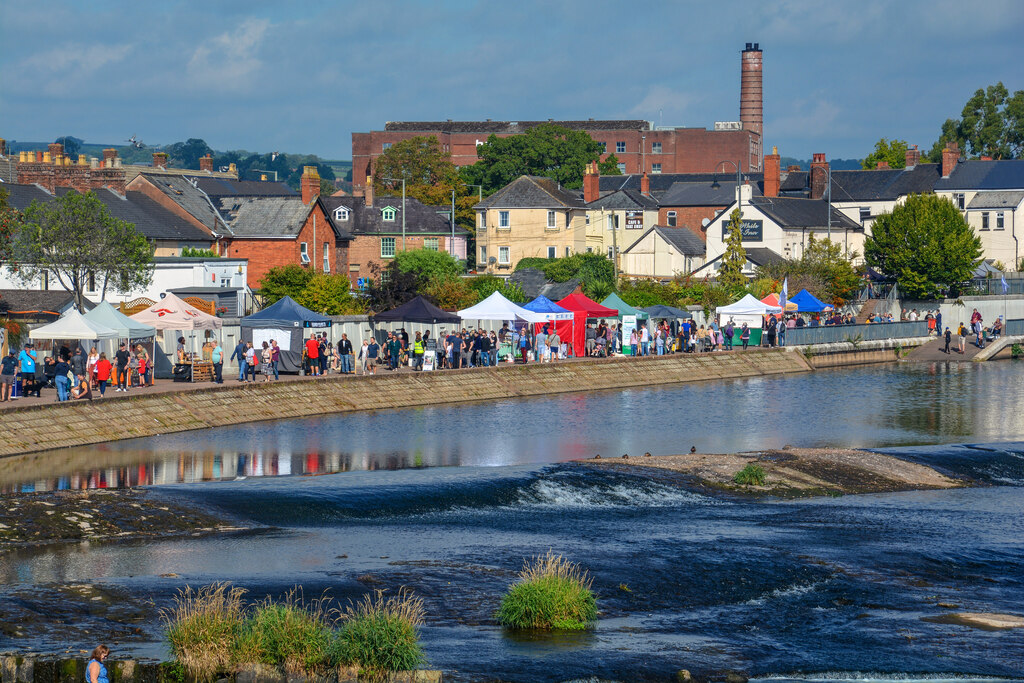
[2, 362, 1023, 682]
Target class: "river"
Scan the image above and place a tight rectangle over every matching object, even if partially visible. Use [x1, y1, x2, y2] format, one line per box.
[1, 362, 1023, 682]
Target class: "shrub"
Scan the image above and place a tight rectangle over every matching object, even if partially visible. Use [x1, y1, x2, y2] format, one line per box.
[162, 583, 247, 681]
[234, 594, 335, 675]
[1012, 343, 1023, 359]
[333, 589, 425, 679]
[496, 551, 597, 631]
[733, 463, 766, 486]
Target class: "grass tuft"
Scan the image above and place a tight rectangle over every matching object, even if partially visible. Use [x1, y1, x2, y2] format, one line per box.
[233, 590, 336, 675]
[496, 551, 597, 631]
[161, 582, 247, 681]
[733, 463, 767, 486]
[333, 588, 425, 680]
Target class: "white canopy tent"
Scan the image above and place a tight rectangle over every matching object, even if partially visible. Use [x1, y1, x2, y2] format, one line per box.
[130, 293, 223, 381]
[29, 309, 119, 342]
[716, 293, 782, 332]
[84, 301, 157, 338]
[458, 291, 548, 324]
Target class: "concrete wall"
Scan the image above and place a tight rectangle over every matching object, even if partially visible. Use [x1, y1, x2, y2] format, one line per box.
[899, 295, 1024, 329]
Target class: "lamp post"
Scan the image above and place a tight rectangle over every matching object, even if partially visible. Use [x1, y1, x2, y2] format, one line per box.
[381, 176, 406, 250]
[464, 184, 484, 267]
[711, 160, 743, 215]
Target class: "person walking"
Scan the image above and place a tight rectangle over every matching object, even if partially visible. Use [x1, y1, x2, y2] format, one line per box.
[261, 341, 273, 382]
[54, 355, 71, 402]
[211, 340, 224, 383]
[958, 323, 967, 354]
[387, 333, 402, 371]
[231, 339, 248, 382]
[304, 335, 320, 376]
[358, 339, 369, 375]
[18, 342, 37, 397]
[135, 344, 152, 387]
[549, 328, 561, 361]
[244, 342, 258, 382]
[95, 353, 112, 396]
[70, 347, 87, 385]
[412, 332, 424, 371]
[87, 347, 99, 389]
[114, 343, 130, 392]
[318, 334, 329, 375]
[337, 334, 353, 375]
[1, 349, 17, 402]
[740, 323, 750, 350]
[935, 310, 943, 337]
[366, 337, 379, 374]
[943, 326, 952, 354]
[518, 325, 532, 363]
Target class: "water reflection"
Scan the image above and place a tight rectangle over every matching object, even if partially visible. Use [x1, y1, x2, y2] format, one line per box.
[4, 362, 1024, 493]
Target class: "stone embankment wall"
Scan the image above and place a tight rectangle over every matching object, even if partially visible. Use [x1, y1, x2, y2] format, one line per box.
[0, 351, 809, 457]
[800, 337, 929, 368]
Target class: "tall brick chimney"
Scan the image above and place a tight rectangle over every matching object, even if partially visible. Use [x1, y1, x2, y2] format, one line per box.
[905, 144, 920, 169]
[152, 152, 168, 169]
[199, 154, 213, 172]
[764, 146, 780, 198]
[740, 43, 763, 142]
[0, 138, 6, 156]
[583, 162, 600, 203]
[301, 166, 321, 205]
[942, 141, 959, 178]
[810, 153, 829, 200]
[364, 176, 374, 208]
[876, 161, 890, 170]
[103, 148, 118, 167]
[640, 171, 650, 197]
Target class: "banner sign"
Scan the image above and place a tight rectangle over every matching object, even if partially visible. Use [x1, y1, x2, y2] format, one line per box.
[625, 211, 644, 229]
[722, 219, 763, 241]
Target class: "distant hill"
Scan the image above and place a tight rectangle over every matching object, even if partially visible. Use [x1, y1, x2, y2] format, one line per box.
[781, 156, 864, 171]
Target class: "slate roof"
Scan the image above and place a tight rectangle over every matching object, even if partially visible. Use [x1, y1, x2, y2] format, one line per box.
[321, 195, 467, 237]
[475, 176, 586, 210]
[585, 188, 658, 210]
[216, 197, 318, 238]
[749, 196, 862, 230]
[4, 184, 212, 242]
[966, 190, 1024, 209]
[0, 289, 95, 316]
[828, 164, 941, 201]
[654, 226, 706, 256]
[779, 171, 807, 192]
[509, 269, 581, 301]
[599, 172, 766, 197]
[659, 180, 763, 207]
[193, 177, 295, 198]
[934, 160, 1024, 191]
[744, 248, 788, 267]
[136, 173, 225, 231]
[384, 120, 651, 133]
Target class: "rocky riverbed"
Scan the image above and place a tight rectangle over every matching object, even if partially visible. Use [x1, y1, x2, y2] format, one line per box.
[577, 447, 967, 497]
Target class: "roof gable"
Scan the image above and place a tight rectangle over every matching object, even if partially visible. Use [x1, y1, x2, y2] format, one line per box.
[321, 195, 467, 237]
[475, 175, 585, 209]
[134, 172, 224, 231]
[586, 188, 658, 210]
[218, 196, 316, 238]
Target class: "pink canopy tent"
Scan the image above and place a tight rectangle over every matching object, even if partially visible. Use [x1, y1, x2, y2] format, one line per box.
[556, 293, 619, 357]
[130, 293, 223, 330]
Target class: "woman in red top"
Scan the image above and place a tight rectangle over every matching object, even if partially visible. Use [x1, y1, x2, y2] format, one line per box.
[95, 353, 112, 396]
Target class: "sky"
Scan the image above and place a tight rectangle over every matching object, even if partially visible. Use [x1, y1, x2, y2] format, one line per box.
[2, 0, 1021, 162]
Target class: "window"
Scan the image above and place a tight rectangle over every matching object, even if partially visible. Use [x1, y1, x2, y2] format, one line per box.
[607, 247, 614, 259]
[981, 212, 990, 230]
[382, 207, 396, 222]
[381, 237, 396, 258]
[424, 237, 440, 251]
[547, 246, 556, 259]
[954, 193, 965, 210]
[996, 212, 1005, 230]
[606, 214, 619, 230]
[333, 207, 350, 221]
[499, 210, 510, 228]
[617, 163, 626, 174]
[667, 211, 677, 227]
[616, 141, 626, 153]
[323, 242, 330, 272]
[585, 214, 590, 225]
[651, 163, 662, 174]
[651, 142, 662, 154]
[479, 246, 487, 264]
[859, 207, 870, 222]
[382, 143, 392, 151]
[598, 142, 607, 153]
[300, 242, 310, 264]
[547, 210, 556, 229]
[565, 247, 570, 257]
[479, 212, 486, 229]
[498, 246, 510, 265]
[586, 247, 593, 253]
[86, 271, 96, 293]
[221, 277, 231, 288]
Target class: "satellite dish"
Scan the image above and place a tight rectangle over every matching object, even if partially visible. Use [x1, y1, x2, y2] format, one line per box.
[701, 218, 710, 227]
[488, 256, 497, 264]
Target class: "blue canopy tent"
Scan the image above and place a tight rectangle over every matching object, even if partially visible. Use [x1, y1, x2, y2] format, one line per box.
[240, 296, 331, 372]
[523, 296, 575, 359]
[788, 289, 831, 313]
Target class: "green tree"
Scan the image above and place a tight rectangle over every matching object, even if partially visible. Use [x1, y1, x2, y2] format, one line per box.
[258, 264, 313, 304]
[865, 193, 982, 299]
[514, 252, 615, 299]
[861, 138, 908, 169]
[422, 276, 479, 310]
[363, 261, 419, 313]
[0, 188, 21, 263]
[717, 209, 747, 288]
[460, 123, 619, 194]
[757, 235, 862, 306]
[469, 274, 527, 303]
[55, 136, 83, 159]
[166, 138, 214, 169]
[296, 273, 364, 315]
[392, 248, 463, 287]
[12, 191, 153, 311]
[286, 161, 335, 191]
[926, 83, 1024, 161]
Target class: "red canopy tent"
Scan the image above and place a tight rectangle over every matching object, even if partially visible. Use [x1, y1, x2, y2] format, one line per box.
[556, 293, 619, 357]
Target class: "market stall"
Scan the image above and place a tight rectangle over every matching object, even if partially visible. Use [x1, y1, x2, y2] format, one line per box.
[131, 293, 223, 381]
[28, 309, 119, 345]
[241, 296, 332, 373]
[788, 289, 832, 313]
[372, 296, 461, 370]
[523, 296, 575, 357]
[716, 294, 782, 346]
[83, 301, 158, 386]
[555, 293, 619, 357]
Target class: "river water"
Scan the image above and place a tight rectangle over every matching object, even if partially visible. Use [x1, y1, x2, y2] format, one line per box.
[2, 362, 1023, 682]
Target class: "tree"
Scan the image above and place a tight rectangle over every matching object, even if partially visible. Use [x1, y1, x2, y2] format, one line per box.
[865, 193, 982, 299]
[318, 177, 336, 197]
[469, 274, 526, 303]
[0, 188, 21, 263]
[166, 138, 214, 169]
[514, 252, 616, 299]
[55, 136, 83, 159]
[392, 248, 463, 287]
[926, 83, 1024, 161]
[757, 235, 862, 306]
[12, 191, 153, 311]
[422, 276, 479, 310]
[295, 274, 364, 315]
[717, 209, 747, 288]
[363, 261, 419, 313]
[286, 161, 335, 191]
[258, 264, 313, 304]
[861, 138, 908, 169]
[460, 123, 620, 194]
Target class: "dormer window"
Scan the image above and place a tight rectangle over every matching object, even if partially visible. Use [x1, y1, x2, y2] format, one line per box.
[333, 207, 350, 221]
[382, 207, 397, 222]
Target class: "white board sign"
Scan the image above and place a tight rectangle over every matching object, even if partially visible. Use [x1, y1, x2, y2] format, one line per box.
[252, 328, 292, 352]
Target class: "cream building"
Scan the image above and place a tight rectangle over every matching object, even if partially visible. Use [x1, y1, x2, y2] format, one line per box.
[584, 189, 660, 261]
[619, 226, 706, 279]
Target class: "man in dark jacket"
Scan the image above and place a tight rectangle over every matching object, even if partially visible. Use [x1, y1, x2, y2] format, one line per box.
[114, 343, 130, 392]
[387, 333, 402, 371]
[230, 340, 248, 381]
[337, 334, 354, 374]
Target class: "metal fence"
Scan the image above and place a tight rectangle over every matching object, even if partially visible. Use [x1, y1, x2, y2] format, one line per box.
[785, 321, 929, 346]
[966, 278, 1024, 296]
[1005, 318, 1024, 336]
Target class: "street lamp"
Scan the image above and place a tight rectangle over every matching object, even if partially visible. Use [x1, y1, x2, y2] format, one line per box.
[710, 160, 743, 215]
[381, 176, 406, 250]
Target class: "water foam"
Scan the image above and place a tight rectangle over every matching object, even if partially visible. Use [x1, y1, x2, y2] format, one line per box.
[743, 579, 830, 606]
[754, 674, 1017, 683]
[514, 476, 714, 509]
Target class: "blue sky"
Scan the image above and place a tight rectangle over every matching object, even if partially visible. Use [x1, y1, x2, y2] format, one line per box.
[2, 0, 1021, 161]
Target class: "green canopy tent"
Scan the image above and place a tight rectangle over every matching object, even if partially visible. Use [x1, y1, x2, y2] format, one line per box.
[600, 293, 649, 321]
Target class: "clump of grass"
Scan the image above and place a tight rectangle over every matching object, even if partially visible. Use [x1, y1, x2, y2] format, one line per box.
[1012, 343, 1023, 359]
[733, 463, 767, 486]
[496, 551, 597, 631]
[333, 588, 425, 679]
[234, 590, 336, 675]
[161, 582, 247, 681]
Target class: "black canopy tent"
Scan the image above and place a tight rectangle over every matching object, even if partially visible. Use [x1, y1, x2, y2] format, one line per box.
[240, 296, 331, 372]
[372, 296, 461, 324]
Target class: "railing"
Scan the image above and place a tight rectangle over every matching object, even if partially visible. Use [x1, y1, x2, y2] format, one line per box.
[965, 278, 1024, 296]
[786, 321, 929, 346]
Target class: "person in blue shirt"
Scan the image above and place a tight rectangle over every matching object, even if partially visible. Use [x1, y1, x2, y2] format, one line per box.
[18, 343, 37, 388]
[87, 645, 109, 683]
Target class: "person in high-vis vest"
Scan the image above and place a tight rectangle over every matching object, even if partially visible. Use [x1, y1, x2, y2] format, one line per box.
[412, 332, 425, 371]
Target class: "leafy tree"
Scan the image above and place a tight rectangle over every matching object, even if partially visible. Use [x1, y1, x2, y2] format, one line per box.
[717, 209, 747, 288]
[55, 136, 83, 159]
[865, 193, 982, 299]
[861, 138, 908, 169]
[181, 247, 219, 258]
[166, 138, 214, 169]
[12, 191, 153, 311]
[756, 235, 862, 306]
[392, 248, 463, 288]
[0, 188, 21, 263]
[469, 274, 526, 303]
[319, 178, 336, 197]
[598, 154, 622, 176]
[295, 274, 364, 315]
[363, 261, 419, 313]
[460, 123, 620, 194]
[258, 264, 313, 304]
[926, 83, 1024, 161]
[286, 161, 335, 191]
[422, 276, 479, 310]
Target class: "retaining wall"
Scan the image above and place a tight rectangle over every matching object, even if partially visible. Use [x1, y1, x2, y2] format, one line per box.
[0, 350, 810, 457]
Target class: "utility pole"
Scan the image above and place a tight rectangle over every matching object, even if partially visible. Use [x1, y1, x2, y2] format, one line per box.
[827, 165, 832, 242]
[610, 210, 619, 281]
[450, 189, 456, 258]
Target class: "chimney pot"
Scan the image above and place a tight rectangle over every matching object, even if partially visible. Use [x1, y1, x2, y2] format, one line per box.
[35, 151, 43, 163]
[301, 166, 321, 205]
[199, 154, 213, 172]
[876, 161, 890, 170]
[43, 152, 52, 164]
[809, 153, 829, 200]
[640, 171, 650, 197]
[19, 151, 26, 162]
[78, 154, 88, 166]
[904, 144, 920, 169]
[228, 162, 237, 175]
[113, 157, 122, 168]
[764, 149, 781, 198]
[90, 157, 99, 169]
[152, 152, 168, 169]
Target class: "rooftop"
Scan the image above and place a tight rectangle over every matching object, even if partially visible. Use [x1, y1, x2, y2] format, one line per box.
[475, 176, 586, 210]
[321, 195, 467, 237]
[934, 160, 1024, 191]
[383, 120, 652, 134]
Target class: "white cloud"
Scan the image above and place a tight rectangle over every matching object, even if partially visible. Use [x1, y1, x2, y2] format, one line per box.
[628, 86, 701, 126]
[186, 18, 270, 90]
[16, 43, 133, 95]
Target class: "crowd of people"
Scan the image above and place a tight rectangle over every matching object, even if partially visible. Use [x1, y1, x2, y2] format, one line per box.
[0, 341, 153, 402]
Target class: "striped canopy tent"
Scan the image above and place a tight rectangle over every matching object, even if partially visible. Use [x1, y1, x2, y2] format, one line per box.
[760, 292, 797, 312]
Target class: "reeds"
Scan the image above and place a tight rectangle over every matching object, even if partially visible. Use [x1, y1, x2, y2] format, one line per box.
[333, 588, 425, 679]
[161, 582, 247, 681]
[496, 551, 597, 631]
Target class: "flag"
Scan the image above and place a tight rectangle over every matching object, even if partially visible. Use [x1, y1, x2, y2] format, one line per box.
[779, 277, 789, 313]
[1001, 275, 1009, 294]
